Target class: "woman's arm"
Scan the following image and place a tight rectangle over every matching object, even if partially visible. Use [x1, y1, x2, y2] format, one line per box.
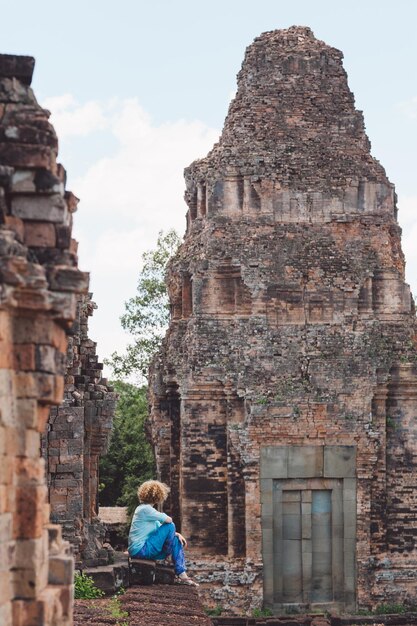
[163, 516, 173, 523]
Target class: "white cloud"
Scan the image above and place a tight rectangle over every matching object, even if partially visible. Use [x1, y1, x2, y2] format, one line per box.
[43, 94, 108, 138]
[72, 99, 217, 223]
[43, 94, 219, 368]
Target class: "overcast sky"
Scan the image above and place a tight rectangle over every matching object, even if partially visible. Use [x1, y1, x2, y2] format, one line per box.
[3, 0, 417, 374]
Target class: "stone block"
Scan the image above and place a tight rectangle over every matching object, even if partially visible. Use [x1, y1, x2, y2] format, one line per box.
[47, 266, 89, 293]
[17, 372, 61, 404]
[48, 555, 74, 585]
[0, 54, 35, 85]
[4, 426, 25, 456]
[65, 191, 79, 213]
[0, 570, 12, 605]
[14, 372, 37, 399]
[113, 564, 130, 591]
[14, 537, 46, 570]
[11, 169, 36, 193]
[49, 292, 78, 322]
[0, 602, 12, 626]
[324, 446, 356, 478]
[0, 394, 15, 428]
[12, 169, 63, 194]
[35, 345, 56, 374]
[24, 221, 56, 247]
[0, 513, 12, 539]
[13, 343, 36, 371]
[4, 215, 24, 242]
[0, 370, 14, 411]
[55, 224, 71, 249]
[129, 557, 156, 585]
[14, 457, 45, 484]
[11, 560, 48, 599]
[260, 446, 288, 479]
[13, 486, 46, 539]
[261, 501, 273, 517]
[46, 524, 63, 555]
[58, 586, 73, 620]
[82, 566, 116, 595]
[36, 405, 52, 433]
[12, 599, 42, 626]
[288, 446, 323, 478]
[12, 193, 67, 223]
[0, 456, 14, 485]
[0, 485, 11, 514]
[0, 78, 32, 105]
[0, 142, 55, 169]
[155, 563, 176, 584]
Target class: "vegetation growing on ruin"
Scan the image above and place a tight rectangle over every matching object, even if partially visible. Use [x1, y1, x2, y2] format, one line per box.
[204, 605, 223, 616]
[74, 572, 105, 599]
[107, 596, 129, 626]
[375, 603, 417, 614]
[252, 607, 273, 617]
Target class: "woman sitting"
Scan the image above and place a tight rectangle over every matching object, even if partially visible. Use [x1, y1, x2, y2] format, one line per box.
[128, 479, 199, 586]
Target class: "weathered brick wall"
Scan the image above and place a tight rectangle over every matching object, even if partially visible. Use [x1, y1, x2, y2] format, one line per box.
[0, 53, 110, 625]
[43, 293, 116, 567]
[149, 27, 417, 613]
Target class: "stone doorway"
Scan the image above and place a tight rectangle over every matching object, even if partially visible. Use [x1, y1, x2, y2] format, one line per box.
[261, 446, 356, 612]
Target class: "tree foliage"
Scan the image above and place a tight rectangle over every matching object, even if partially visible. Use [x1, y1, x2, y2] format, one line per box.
[107, 229, 181, 381]
[100, 230, 181, 514]
[99, 380, 155, 514]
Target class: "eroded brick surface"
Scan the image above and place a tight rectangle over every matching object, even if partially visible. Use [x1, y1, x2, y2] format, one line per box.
[149, 27, 417, 613]
[0, 54, 113, 624]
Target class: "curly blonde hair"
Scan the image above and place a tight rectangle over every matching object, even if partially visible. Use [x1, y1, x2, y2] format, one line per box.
[138, 480, 170, 505]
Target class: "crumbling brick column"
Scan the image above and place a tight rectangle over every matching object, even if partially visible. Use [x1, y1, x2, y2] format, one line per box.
[0, 54, 87, 625]
[149, 27, 417, 613]
[43, 294, 116, 567]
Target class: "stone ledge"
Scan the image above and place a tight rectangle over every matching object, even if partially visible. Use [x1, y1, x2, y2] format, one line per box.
[81, 556, 177, 594]
[0, 54, 35, 85]
[129, 556, 176, 585]
[82, 561, 130, 595]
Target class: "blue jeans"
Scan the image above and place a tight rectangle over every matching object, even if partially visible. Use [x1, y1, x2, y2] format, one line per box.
[129, 522, 186, 575]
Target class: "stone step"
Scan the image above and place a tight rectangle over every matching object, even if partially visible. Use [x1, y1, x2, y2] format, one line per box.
[129, 558, 175, 585]
[155, 563, 176, 585]
[82, 562, 130, 595]
[128, 557, 176, 585]
[128, 558, 155, 585]
[81, 556, 177, 595]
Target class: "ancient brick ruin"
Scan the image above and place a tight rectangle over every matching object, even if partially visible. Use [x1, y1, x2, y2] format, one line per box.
[0, 54, 113, 625]
[149, 27, 417, 613]
[43, 293, 116, 568]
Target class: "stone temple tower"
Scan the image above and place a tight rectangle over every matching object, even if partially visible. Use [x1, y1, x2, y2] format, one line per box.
[149, 27, 417, 613]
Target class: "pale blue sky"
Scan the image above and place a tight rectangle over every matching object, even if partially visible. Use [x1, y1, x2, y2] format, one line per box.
[2, 0, 417, 371]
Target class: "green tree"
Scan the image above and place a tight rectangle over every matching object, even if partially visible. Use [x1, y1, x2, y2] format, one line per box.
[107, 229, 181, 381]
[99, 380, 155, 514]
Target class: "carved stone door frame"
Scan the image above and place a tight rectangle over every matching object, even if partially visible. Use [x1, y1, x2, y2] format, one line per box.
[261, 445, 356, 612]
